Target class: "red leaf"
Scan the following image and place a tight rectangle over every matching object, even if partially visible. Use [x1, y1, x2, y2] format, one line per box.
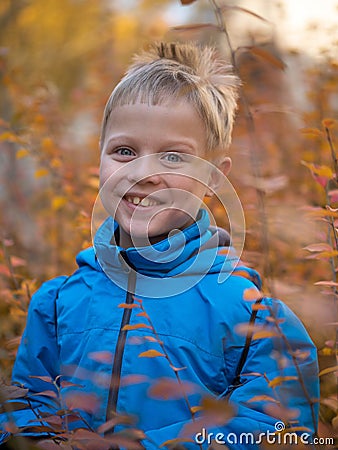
[65, 392, 100, 413]
[87, 351, 113, 363]
[303, 243, 332, 252]
[0, 265, 11, 277]
[120, 374, 149, 387]
[97, 414, 135, 434]
[148, 378, 197, 400]
[60, 380, 84, 388]
[246, 46, 286, 70]
[10, 256, 26, 267]
[180, 0, 197, 4]
[31, 390, 58, 399]
[29, 376, 53, 384]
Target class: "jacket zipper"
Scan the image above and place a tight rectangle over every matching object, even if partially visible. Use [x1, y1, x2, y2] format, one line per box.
[105, 252, 137, 432]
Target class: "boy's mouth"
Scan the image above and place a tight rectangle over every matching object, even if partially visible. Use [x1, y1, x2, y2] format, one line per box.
[124, 195, 160, 207]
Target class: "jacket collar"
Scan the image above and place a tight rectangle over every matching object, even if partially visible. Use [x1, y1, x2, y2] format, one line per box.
[94, 209, 213, 277]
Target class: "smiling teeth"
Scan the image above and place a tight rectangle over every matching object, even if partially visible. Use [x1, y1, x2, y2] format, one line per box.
[126, 196, 158, 207]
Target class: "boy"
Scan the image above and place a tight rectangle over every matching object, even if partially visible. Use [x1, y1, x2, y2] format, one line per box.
[1, 42, 318, 449]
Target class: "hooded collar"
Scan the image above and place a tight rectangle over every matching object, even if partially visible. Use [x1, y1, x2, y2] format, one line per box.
[78, 209, 260, 297]
[93, 209, 214, 277]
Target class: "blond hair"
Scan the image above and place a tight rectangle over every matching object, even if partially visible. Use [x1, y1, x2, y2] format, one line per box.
[100, 42, 240, 153]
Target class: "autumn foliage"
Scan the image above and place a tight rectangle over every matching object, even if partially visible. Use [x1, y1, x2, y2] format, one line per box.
[0, 0, 337, 448]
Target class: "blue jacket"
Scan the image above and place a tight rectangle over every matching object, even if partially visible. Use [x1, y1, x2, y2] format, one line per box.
[0, 210, 318, 449]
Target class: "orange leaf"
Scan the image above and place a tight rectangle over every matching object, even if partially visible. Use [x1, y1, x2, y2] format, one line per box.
[190, 405, 203, 414]
[118, 303, 140, 309]
[136, 312, 149, 318]
[122, 323, 151, 331]
[34, 168, 49, 178]
[301, 161, 334, 180]
[251, 303, 268, 311]
[322, 118, 336, 129]
[300, 127, 323, 137]
[172, 23, 219, 32]
[16, 148, 29, 159]
[268, 376, 298, 388]
[138, 350, 165, 358]
[243, 287, 264, 301]
[160, 438, 195, 448]
[252, 330, 280, 340]
[248, 395, 279, 403]
[247, 46, 286, 70]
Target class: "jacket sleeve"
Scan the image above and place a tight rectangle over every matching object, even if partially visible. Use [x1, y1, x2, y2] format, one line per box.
[0, 276, 67, 443]
[145, 298, 319, 450]
[207, 297, 319, 449]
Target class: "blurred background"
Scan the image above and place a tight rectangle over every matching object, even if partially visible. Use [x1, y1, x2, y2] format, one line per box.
[0, 0, 337, 436]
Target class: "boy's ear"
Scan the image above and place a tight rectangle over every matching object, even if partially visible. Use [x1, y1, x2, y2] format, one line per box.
[206, 157, 232, 197]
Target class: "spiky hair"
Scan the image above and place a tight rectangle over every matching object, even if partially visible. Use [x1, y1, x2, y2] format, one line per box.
[100, 42, 240, 152]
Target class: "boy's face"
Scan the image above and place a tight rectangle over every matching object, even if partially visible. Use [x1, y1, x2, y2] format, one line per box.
[99, 100, 231, 248]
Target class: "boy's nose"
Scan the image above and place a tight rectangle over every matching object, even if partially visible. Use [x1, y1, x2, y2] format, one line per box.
[126, 158, 162, 185]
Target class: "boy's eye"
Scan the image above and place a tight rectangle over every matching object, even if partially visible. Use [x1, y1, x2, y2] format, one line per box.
[116, 147, 134, 156]
[162, 152, 183, 163]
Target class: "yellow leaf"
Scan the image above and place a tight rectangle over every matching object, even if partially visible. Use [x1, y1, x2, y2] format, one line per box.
[243, 287, 264, 301]
[52, 196, 67, 211]
[0, 131, 18, 143]
[34, 168, 49, 178]
[301, 161, 333, 179]
[252, 330, 279, 340]
[41, 137, 53, 150]
[190, 406, 203, 414]
[268, 376, 298, 388]
[50, 158, 62, 168]
[300, 127, 323, 137]
[16, 148, 29, 159]
[319, 365, 338, 377]
[138, 350, 165, 358]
